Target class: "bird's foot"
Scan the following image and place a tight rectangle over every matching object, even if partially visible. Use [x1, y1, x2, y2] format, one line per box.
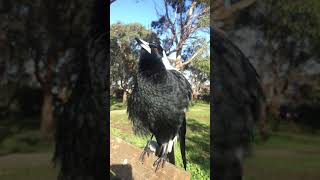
[139, 148, 153, 163]
[153, 154, 168, 172]
[139, 140, 154, 163]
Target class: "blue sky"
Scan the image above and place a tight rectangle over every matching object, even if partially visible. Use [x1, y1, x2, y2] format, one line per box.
[110, 0, 210, 59]
[111, 0, 163, 29]
[110, 0, 209, 37]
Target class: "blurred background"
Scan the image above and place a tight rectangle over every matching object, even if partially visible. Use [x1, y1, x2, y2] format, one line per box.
[0, 0, 96, 179]
[214, 1, 320, 180]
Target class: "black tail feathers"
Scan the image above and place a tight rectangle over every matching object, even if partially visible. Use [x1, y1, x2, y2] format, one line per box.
[179, 117, 187, 170]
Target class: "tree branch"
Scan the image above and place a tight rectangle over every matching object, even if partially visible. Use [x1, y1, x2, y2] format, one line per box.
[185, 0, 197, 26]
[164, 1, 178, 46]
[181, 43, 208, 68]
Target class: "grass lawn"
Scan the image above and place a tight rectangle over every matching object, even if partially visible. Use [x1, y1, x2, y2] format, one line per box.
[0, 152, 57, 180]
[244, 132, 320, 180]
[110, 101, 210, 180]
[0, 116, 57, 180]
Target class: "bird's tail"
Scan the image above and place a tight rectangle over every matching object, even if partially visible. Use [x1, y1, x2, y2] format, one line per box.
[179, 116, 187, 170]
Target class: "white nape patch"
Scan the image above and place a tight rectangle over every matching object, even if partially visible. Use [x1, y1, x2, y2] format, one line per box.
[183, 108, 187, 113]
[123, 159, 128, 164]
[167, 136, 178, 153]
[162, 51, 177, 70]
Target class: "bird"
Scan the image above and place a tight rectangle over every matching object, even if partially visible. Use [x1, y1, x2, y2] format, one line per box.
[127, 37, 192, 171]
[212, 29, 266, 179]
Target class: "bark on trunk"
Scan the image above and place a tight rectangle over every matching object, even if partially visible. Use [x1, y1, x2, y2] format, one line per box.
[40, 89, 54, 136]
[122, 90, 127, 103]
[40, 51, 55, 137]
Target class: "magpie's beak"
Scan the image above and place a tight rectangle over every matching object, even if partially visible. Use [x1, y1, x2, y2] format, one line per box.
[135, 38, 151, 54]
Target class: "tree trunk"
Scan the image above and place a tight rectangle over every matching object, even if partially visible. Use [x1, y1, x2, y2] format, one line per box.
[40, 89, 53, 136]
[40, 51, 55, 137]
[122, 90, 127, 103]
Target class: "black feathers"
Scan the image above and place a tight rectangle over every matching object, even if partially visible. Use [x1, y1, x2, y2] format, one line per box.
[127, 38, 192, 170]
[212, 30, 266, 179]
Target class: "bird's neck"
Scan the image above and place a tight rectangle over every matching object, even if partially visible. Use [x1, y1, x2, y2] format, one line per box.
[139, 58, 167, 78]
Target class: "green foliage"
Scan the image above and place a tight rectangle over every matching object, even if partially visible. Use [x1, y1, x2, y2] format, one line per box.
[0, 131, 53, 155]
[264, 0, 320, 53]
[151, 0, 209, 55]
[185, 38, 210, 96]
[192, 57, 210, 77]
[197, 14, 210, 29]
[110, 23, 157, 45]
[110, 22, 157, 92]
[110, 97, 126, 110]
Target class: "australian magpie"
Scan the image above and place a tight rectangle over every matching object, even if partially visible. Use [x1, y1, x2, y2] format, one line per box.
[127, 38, 192, 171]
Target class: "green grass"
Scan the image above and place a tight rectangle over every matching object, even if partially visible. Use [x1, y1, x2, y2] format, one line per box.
[0, 166, 56, 180]
[244, 132, 320, 180]
[110, 98, 126, 111]
[0, 131, 53, 156]
[110, 101, 210, 180]
[0, 116, 56, 179]
[0, 153, 57, 180]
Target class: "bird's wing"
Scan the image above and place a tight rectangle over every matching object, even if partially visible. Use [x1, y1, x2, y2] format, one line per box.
[212, 30, 266, 150]
[212, 30, 265, 121]
[168, 70, 193, 101]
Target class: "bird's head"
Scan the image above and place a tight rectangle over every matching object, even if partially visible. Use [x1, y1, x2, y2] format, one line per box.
[135, 38, 164, 62]
[135, 38, 176, 72]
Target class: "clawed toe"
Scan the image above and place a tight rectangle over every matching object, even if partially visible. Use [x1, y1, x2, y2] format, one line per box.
[139, 149, 151, 163]
[153, 155, 167, 171]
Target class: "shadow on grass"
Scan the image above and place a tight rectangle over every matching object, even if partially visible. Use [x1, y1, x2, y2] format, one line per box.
[186, 118, 210, 173]
[110, 164, 133, 180]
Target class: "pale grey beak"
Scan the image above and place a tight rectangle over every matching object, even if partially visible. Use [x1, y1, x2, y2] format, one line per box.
[135, 38, 151, 54]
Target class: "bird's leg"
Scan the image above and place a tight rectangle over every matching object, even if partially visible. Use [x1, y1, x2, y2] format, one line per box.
[153, 143, 169, 171]
[139, 135, 154, 163]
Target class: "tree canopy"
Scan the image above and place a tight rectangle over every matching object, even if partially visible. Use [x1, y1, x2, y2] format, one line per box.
[151, 0, 210, 69]
[110, 22, 157, 100]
